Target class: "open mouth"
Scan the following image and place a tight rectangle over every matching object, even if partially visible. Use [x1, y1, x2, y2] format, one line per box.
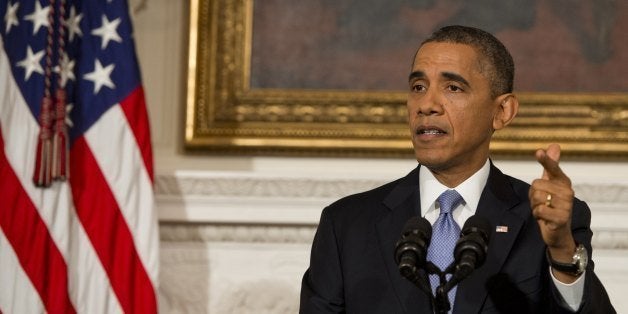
[416, 127, 446, 135]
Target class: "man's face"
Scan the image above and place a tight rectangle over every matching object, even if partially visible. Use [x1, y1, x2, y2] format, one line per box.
[407, 42, 500, 176]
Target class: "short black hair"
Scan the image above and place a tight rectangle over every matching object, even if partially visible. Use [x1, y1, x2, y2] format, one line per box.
[418, 25, 515, 98]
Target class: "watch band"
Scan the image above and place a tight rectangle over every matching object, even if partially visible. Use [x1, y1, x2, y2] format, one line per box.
[546, 244, 587, 276]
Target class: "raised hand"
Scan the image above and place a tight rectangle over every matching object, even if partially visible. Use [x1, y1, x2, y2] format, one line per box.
[529, 144, 579, 282]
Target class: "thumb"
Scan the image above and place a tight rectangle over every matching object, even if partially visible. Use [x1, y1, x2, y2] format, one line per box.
[536, 143, 563, 180]
[546, 143, 561, 163]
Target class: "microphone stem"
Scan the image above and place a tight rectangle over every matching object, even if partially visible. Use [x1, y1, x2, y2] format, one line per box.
[413, 269, 434, 297]
[434, 284, 451, 314]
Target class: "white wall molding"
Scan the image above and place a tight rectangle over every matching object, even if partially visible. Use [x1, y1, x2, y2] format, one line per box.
[155, 172, 384, 199]
[159, 223, 628, 250]
[155, 173, 628, 204]
[160, 224, 316, 244]
[156, 173, 628, 229]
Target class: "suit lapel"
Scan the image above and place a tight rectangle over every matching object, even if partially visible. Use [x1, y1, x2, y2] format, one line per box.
[454, 163, 528, 313]
[375, 166, 432, 313]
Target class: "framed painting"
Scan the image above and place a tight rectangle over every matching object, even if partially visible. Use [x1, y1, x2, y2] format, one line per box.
[184, 0, 628, 158]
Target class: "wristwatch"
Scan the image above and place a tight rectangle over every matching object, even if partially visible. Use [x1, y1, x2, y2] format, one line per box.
[546, 243, 588, 277]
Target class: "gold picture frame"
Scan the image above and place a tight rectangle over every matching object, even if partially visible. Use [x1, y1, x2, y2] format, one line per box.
[185, 0, 628, 158]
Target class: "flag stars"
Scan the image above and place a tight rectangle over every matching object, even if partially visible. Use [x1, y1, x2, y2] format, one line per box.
[24, 1, 50, 35]
[4, 1, 19, 33]
[64, 6, 83, 42]
[83, 59, 115, 94]
[91, 15, 122, 49]
[17, 46, 45, 81]
[65, 103, 74, 127]
[54, 53, 76, 87]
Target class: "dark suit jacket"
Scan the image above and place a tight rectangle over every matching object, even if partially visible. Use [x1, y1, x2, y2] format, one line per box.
[300, 164, 614, 313]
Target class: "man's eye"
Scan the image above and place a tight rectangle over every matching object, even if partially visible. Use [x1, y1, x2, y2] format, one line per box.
[447, 85, 463, 92]
[411, 84, 426, 92]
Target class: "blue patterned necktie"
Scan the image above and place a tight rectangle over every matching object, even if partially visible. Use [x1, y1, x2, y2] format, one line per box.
[427, 189, 464, 311]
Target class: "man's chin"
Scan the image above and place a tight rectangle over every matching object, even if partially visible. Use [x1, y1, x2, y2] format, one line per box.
[413, 151, 449, 169]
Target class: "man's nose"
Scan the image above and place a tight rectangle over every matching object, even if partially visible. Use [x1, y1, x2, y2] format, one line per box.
[410, 89, 444, 116]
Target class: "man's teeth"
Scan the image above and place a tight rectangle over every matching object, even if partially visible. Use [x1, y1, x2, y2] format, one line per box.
[420, 129, 444, 135]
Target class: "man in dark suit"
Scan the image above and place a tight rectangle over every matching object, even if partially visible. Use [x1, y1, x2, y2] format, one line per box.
[300, 25, 614, 313]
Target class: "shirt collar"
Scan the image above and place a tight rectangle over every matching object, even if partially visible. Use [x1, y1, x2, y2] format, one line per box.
[419, 159, 490, 219]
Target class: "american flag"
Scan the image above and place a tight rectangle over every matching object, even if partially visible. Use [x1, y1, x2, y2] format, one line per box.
[0, 0, 158, 313]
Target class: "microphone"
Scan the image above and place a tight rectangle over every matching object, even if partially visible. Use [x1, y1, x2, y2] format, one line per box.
[394, 216, 432, 279]
[442, 215, 491, 292]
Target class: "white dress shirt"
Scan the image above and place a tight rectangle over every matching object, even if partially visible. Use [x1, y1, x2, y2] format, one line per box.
[418, 160, 583, 311]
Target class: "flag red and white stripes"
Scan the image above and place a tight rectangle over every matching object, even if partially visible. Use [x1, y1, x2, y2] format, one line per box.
[0, 1, 158, 313]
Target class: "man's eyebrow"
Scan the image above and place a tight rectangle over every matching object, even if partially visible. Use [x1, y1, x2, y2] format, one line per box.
[408, 71, 426, 82]
[408, 71, 471, 88]
[442, 72, 470, 87]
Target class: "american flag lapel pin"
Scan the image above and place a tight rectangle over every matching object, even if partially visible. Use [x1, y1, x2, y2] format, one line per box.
[496, 225, 508, 233]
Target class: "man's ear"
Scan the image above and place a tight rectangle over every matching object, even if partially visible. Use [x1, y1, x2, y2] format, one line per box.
[493, 94, 519, 130]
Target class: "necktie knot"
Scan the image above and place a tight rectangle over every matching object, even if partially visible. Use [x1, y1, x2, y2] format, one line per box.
[438, 189, 463, 215]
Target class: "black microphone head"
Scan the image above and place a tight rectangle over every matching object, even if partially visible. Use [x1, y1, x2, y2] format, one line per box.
[394, 216, 432, 267]
[402, 216, 432, 240]
[454, 215, 491, 268]
[460, 214, 491, 242]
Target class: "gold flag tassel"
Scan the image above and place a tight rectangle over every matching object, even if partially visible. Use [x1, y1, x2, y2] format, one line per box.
[33, 96, 54, 187]
[52, 89, 68, 180]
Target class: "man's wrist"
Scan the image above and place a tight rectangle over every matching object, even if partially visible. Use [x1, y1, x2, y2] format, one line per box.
[547, 243, 588, 280]
[547, 242, 577, 263]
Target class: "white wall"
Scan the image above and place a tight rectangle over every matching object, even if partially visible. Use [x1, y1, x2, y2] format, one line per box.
[130, 1, 628, 312]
